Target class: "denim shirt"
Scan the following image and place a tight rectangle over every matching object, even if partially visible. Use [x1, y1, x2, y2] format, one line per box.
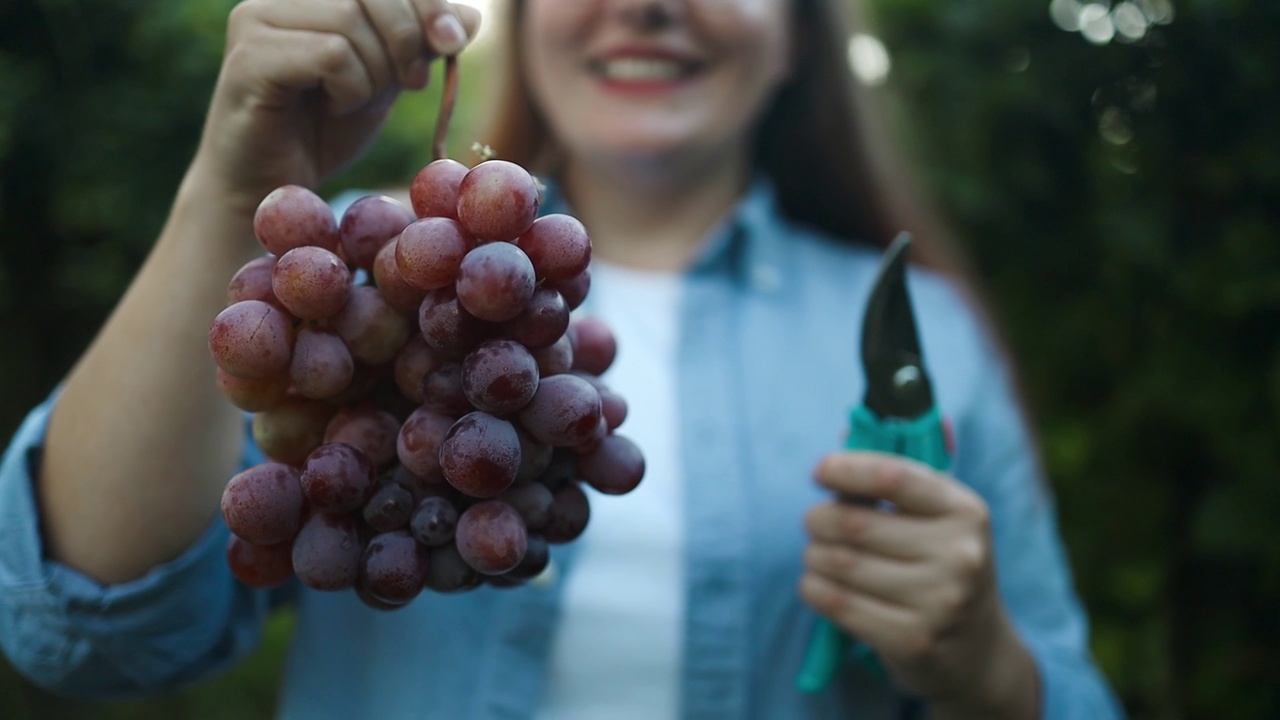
[0, 180, 1124, 719]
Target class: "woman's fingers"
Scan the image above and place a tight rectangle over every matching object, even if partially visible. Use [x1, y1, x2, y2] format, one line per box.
[804, 501, 945, 560]
[222, 24, 375, 115]
[803, 541, 933, 606]
[799, 573, 919, 654]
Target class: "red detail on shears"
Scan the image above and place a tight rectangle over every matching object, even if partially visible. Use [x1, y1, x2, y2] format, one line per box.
[941, 417, 956, 456]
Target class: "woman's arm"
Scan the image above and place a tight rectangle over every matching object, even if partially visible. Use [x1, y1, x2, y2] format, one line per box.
[37, 0, 480, 586]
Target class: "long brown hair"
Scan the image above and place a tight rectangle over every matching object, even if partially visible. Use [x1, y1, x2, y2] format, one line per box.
[479, 0, 973, 285]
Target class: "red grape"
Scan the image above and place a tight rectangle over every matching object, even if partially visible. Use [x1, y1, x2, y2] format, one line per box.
[454, 242, 536, 322]
[293, 512, 362, 591]
[226, 535, 294, 589]
[518, 214, 591, 280]
[498, 482, 553, 531]
[215, 367, 289, 412]
[544, 482, 591, 544]
[363, 482, 415, 532]
[290, 328, 354, 400]
[419, 288, 492, 357]
[396, 407, 455, 480]
[323, 404, 400, 470]
[425, 543, 481, 592]
[501, 288, 569, 349]
[455, 160, 540, 241]
[504, 533, 550, 580]
[421, 362, 472, 417]
[331, 285, 411, 365]
[409, 495, 458, 547]
[532, 334, 574, 377]
[396, 217, 472, 290]
[254, 185, 340, 256]
[252, 398, 335, 464]
[549, 267, 590, 311]
[515, 429, 554, 484]
[227, 256, 279, 307]
[300, 443, 376, 513]
[272, 246, 352, 320]
[455, 500, 527, 575]
[221, 462, 304, 545]
[410, 158, 468, 219]
[209, 300, 294, 380]
[461, 339, 539, 415]
[340, 195, 416, 270]
[518, 374, 603, 447]
[360, 531, 429, 603]
[372, 237, 428, 312]
[578, 435, 645, 495]
[394, 335, 444, 403]
[440, 412, 521, 498]
[569, 316, 617, 375]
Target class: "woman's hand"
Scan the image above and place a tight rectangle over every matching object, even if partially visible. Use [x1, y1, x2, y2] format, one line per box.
[193, 0, 481, 215]
[800, 452, 1040, 719]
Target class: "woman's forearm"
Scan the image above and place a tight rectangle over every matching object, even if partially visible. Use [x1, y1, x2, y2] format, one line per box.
[40, 163, 266, 585]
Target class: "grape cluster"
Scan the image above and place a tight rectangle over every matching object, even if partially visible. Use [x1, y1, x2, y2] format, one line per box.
[211, 158, 644, 608]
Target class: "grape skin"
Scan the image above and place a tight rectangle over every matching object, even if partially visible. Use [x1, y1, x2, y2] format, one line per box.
[324, 405, 401, 470]
[226, 535, 295, 589]
[396, 217, 473, 290]
[396, 407, 456, 480]
[410, 158, 468, 219]
[272, 246, 352, 320]
[455, 160, 540, 242]
[252, 398, 335, 465]
[340, 194, 416, 270]
[221, 462, 305, 545]
[360, 531, 430, 604]
[455, 500, 528, 575]
[300, 443, 376, 514]
[461, 339, 540, 415]
[227, 256, 279, 307]
[454, 242, 537, 323]
[578, 434, 646, 495]
[518, 374, 603, 448]
[208, 300, 294, 380]
[440, 412, 522, 498]
[254, 185, 340, 256]
[372, 237, 428, 312]
[293, 512, 363, 591]
[290, 328, 354, 400]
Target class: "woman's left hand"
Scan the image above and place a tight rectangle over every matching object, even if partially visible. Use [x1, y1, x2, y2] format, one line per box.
[800, 451, 1039, 718]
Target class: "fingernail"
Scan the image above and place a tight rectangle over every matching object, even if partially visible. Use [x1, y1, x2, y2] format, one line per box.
[429, 13, 467, 56]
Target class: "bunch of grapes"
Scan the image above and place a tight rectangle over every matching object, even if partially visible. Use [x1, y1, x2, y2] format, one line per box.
[209, 73, 643, 607]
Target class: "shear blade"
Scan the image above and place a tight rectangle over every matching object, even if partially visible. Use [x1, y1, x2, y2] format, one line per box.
[860, 233, 934, 420]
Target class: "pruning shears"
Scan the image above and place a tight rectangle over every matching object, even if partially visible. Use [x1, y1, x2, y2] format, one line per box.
[796, 232, 954, 694]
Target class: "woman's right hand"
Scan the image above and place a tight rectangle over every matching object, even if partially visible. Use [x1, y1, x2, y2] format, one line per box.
[194, 0, 481, 215]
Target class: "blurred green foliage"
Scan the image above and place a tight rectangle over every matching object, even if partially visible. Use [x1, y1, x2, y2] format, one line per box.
[0, 1, 1276, 719]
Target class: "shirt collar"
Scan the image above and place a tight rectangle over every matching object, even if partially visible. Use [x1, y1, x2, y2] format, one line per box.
[539, 173, 790, 295]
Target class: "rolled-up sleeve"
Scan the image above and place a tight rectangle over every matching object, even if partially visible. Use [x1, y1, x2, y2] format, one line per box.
[954, 345, 1126, 720]
[0, 391, 279, 699]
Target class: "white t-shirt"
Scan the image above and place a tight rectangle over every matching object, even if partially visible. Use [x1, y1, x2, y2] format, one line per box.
[538, 260, 685, 719]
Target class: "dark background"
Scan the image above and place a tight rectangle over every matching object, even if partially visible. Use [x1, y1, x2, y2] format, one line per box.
[1, 1, 1277, 718]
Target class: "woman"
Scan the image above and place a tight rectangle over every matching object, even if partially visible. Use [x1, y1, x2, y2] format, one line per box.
[0, 0, 1122, 718]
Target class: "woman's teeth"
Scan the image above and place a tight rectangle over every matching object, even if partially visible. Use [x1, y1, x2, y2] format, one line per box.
[599, 58, 687, 81]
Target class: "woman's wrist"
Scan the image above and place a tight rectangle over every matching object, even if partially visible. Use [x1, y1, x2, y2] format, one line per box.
[929, 612, 1041, 720]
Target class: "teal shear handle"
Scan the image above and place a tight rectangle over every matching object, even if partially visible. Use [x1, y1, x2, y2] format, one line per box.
[796, 405, 952, 694]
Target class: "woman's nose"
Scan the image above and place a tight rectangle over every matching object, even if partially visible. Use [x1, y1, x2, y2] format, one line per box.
[605, 0, 683, 32]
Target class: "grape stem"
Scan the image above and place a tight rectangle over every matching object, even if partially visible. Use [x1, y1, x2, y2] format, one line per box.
[434, 55, 459, 162]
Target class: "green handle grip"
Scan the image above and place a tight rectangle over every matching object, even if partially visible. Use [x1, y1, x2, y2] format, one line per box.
[796, 405, 951, 694]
